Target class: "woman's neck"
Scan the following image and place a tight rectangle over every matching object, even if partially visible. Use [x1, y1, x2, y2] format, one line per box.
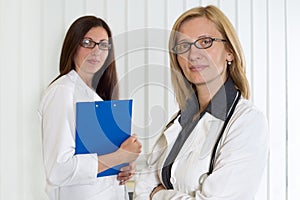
[195, 77, 227, 113]
[76, 69, 94, 89]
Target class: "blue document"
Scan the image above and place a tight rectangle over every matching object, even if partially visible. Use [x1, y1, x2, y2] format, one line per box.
[75, 99, 133, 177]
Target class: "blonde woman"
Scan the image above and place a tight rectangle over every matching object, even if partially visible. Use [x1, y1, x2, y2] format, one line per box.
[135, 5, 268, 200]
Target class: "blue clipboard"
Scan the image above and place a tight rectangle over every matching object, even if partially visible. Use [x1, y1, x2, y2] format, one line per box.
[75, 99, 133, 177]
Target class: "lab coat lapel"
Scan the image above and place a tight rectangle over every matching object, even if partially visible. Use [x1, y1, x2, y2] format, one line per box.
[174, 113, 223, 162]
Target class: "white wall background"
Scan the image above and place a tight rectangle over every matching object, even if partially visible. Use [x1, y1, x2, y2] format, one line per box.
[0, 0, 299, 199]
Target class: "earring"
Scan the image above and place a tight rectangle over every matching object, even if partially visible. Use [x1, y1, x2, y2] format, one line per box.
[227, 61, 232, 66]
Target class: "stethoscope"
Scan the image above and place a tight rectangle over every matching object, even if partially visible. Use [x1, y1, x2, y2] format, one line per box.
[163, 90, 241, 190]
[199, 90, 241, 190]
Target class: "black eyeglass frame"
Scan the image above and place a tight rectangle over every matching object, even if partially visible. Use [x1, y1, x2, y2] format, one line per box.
[79, 38, 112, 50]
[172, 37, 227, 54]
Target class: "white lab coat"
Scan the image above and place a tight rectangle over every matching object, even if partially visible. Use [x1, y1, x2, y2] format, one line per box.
[134, 98, 269, 200]
[38, 70, 129, 200]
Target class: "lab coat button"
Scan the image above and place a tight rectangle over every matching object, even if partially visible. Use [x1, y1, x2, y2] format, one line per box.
[170, 177, 176, 184]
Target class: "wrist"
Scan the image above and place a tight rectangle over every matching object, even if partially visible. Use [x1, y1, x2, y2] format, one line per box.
[115, 148, 126, 163]
[150, 184, 163, 199]
[97, 150, 125, 173]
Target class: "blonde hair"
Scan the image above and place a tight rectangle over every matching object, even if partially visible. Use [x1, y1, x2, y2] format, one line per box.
[169, 5, 250, 110]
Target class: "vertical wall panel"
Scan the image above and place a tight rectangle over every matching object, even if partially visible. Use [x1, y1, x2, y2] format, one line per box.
[247, 1, 269, 199]
[268, 0, 287, 200]
[185, 0, 202, 10]
[85, 0, 106, 17]
[125, 0, 149, 159]
[201, 0, 220, 6]
[252, 0, 269, 113]
[237, 0, 253, 99]
[106, 0, 126, 35]
[146, 0, 168, 152]
[106, 0, 127, 98]
[166, 0, 184, 30]
[0, 1, 4, 198]
[21, 0, 47, 198]
[252, 1, 270, 198]
[165, 0, 182, 146]
[0, 0, 22, 199]
[287, 0, 300, 200]
[165, 0, 184, 138]
[220, 0, 237, 28]
[250, 2, 270, 196]
[41, 0, 65, 89]
[64, 0, 86, 29]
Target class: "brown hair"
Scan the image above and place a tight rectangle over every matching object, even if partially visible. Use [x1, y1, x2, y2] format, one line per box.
[169, 5, 250, 109]
[52, 16, 119, 100]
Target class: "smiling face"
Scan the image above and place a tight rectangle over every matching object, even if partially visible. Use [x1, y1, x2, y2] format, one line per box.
[176, 17, 233, 87]
[74, 26, 109, 84]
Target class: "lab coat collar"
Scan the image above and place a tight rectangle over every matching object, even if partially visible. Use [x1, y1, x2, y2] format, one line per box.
[68, 70, 89, 89]
[179, 77, 238, 124]
[68, 70, 102, 101]
[205, 77, 238, 121]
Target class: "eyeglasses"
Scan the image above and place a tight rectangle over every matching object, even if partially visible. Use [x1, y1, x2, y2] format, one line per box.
[80, 38, 111, 50]
[172, 37, 227, 54]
